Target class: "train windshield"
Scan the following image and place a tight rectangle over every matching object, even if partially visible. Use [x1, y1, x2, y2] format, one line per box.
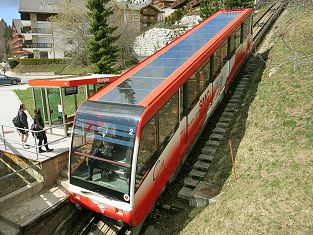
[70, 101, 144, 202]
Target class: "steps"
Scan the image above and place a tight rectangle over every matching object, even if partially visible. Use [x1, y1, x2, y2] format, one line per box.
[177, 56, 262, 206]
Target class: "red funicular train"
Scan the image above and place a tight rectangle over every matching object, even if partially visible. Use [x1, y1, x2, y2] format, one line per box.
[69, 8, 253, 226]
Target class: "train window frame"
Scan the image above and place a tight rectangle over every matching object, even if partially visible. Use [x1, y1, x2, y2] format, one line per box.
[136, 116, 158, 191]
[199, 61, 210, 92]
[209, 54, 215, 83]
[240, 22, 244, 43]
[227, 37, 232, 59]
[187, 71, 200, 112]
[235, 27, 241, 49]
[214, 47, 222, 78]
[221, 41, 228, 65]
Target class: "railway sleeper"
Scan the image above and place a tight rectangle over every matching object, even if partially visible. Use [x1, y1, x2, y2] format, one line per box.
[205, 139, 220, 147]
[221, 112, 235, 119]
[233, 88, 245, 94]
[224, 106, 238, 112]
[229, 98, 241, 104]
[202, 146, 218, 155]
[216, 122, 229, 128]
[226, 102, 239, 109]
[232, 92, 244, 98]
[178, 186, 193, 200]
[236, 84, 247, 89]
[219, 116, 233, 124]
[212, 126, 227, 135]
[199, 154, 215, 162]
[209, 133, 224, 141]
[189, 169, 206, 180]
[184, 177, 200, 188]
[194, 160, 211, 171]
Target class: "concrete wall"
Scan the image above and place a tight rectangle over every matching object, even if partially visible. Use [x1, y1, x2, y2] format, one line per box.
[41, 151, 69, 188]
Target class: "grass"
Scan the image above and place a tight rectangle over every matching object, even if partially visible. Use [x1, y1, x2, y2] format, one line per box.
[14, 86, 87, 120]
[14, 89, 35, 113]
[181, 4, 313, 235]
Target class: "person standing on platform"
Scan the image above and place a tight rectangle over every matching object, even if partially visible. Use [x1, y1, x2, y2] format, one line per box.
[33, 108, 54, 153]
[18, 104, 29, 148]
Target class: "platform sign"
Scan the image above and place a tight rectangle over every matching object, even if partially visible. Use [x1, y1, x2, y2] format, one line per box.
[65, 86, 78, 96]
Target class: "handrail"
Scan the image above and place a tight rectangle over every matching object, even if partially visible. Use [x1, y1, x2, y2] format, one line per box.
[74, 151, 131, 169]
[0, 121, 73, 134]
[0, 121, 73, 160]
[0, 161, 41, 181]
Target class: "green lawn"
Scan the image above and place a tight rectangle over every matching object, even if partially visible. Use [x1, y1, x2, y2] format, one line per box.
[14, 86, 87, 121]
[181, 4, 313, 234]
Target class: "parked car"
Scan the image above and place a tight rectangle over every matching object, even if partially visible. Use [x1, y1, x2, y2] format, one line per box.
[0, 74, 21, 85]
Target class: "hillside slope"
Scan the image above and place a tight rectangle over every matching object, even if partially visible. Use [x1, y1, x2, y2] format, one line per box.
[180, 3, 313, 234]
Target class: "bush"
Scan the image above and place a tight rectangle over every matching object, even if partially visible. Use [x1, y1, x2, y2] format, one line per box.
[165, 8, 187, 25]
[8, 59, 20, 69]
[20, 58, 66, 65]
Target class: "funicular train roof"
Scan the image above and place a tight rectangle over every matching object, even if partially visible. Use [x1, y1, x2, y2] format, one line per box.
[90, 9, 250, 107]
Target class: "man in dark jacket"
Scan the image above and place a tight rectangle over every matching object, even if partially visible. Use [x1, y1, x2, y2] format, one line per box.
[18, 104, 29, 148]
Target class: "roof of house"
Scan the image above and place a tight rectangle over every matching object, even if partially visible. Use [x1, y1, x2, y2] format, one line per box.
[19, 0, 87, 14]
[12, 19, 23, 34]
[114, 0, 164, 12]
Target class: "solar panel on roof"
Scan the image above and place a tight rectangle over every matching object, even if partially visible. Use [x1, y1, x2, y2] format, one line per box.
[99, 11, 242, 105]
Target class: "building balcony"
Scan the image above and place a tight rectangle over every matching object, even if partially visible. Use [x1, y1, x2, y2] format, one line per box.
[23, 43, 53, 49]
[21, 28, 52, 35]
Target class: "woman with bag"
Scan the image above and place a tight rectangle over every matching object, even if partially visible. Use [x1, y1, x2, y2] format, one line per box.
[33, 108, 54, 153]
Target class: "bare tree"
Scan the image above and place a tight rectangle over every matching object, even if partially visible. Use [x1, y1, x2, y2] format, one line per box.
[108, 4, 140, 68]
[49, 0, 90, 65]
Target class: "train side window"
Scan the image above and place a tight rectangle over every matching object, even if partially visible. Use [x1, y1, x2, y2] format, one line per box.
[179, 88, 184, 120]
[136, 117, 158, 189]
[187, 72, 200, 112]
[221, 41, 228, 65]
[250, 15, 253, 34]
[158, 93, 179, 151]
[199, 61, 210, 92]
[209, 55, 214, 83]
[242, 19, 249, 41]
[235, 27, 241, 49]
[240, 23, 244, 43]
[214, 47, 222, 78]
[227, 37, 232, 59]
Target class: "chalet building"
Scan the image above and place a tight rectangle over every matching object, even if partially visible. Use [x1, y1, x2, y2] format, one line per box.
[15, 0, 87, 59]
[112, 0, 164, 32]
[11, 19, 28, 57]
[141, 3, 164, 29]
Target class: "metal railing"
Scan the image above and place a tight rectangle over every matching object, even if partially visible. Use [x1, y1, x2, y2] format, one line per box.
[0, 122, 73, 160]
[22, 43, 53, 48]
[21, 28, 52, 34]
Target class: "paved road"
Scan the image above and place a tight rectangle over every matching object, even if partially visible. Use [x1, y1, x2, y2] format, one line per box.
[4, 71, 63, 84]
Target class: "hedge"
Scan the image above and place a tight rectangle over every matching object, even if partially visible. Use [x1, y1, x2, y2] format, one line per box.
[20, 58, 66, 65]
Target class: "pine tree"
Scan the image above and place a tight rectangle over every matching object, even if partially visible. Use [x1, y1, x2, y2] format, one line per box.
[200, 0, 222, 21]
[87, 0, 119, 74]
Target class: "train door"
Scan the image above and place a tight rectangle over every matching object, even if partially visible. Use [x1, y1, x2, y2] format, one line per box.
[179, 84, 188, 146]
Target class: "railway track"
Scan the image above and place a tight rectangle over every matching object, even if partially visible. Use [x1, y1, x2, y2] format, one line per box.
[74, 2, 288, 234]
[177, 0, 288, 205]
[77, 213, 128, 235]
